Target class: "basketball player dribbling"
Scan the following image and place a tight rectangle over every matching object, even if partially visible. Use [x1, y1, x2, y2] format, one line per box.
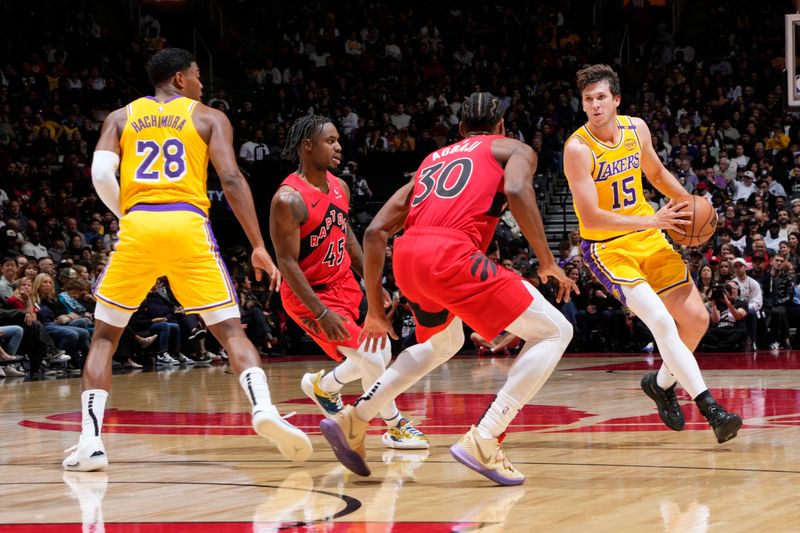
[269, 115, 427, 450]
[562, 64, 742, 442]
[318, 92, 579, 485]
[63, 48, 312, 471]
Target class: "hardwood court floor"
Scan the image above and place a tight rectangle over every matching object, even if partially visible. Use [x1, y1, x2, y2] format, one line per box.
[1, 350, 799, 532]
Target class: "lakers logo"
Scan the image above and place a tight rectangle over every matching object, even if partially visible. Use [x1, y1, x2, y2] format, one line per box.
[624, 138, 636, 151]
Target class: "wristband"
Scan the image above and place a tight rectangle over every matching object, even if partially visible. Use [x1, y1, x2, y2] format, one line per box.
[315, 308, 329, 321]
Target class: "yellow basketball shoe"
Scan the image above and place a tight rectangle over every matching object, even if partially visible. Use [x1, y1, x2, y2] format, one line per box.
[381, 417, 429, 449]
[449, 426, 525, 486]
[301, 370, 343, 417]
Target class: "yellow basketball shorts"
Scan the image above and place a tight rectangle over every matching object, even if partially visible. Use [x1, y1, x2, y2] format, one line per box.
[94, 202, 238, 316]
[580, 229, 690, 306]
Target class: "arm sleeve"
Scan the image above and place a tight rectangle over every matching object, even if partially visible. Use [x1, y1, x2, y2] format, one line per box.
[91, 150, 123, 219]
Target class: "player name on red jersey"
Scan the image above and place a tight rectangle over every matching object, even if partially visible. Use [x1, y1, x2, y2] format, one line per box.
[431, 139, 483, 161]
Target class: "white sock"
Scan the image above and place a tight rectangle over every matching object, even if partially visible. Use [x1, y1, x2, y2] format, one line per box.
[477, 390, 522, 439]
[320, 359, 360, 392]
[622, 284, 707, 398]
[656, 364, 676, 390]
[383, 410, 401, 427]
[81, 389, 108, 438]
[238, 367, 272, 410]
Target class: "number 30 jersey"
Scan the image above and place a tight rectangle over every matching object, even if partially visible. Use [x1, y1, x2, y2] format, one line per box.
[405, 134, 507, 251]
[119, 96, 211, 215]
[566, 114, 654, 242]
[279, 172, 352, 287]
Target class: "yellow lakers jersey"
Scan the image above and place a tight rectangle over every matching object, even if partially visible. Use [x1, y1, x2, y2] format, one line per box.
[119, 96, 210, 214]
[567, 114, 654, 241]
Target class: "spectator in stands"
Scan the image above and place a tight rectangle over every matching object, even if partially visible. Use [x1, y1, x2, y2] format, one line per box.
[698, 281, 748, 352]
[0, 257, 17, 300]
[31, 273, 89, 372]
[731, 257, 763, 351]
[762, 255, 793, 350]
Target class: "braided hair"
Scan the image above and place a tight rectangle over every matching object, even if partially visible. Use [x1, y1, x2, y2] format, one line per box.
[460, 92, 504, 133]
[281, 114, 330, 163]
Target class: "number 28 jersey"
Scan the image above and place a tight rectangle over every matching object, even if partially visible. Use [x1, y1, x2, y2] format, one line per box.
[566, 114, 654, 242]
[119, 96, 211, 215]
[405, 134, 507, 251]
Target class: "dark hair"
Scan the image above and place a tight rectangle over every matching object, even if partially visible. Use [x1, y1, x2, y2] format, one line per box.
[146, 48, 196, 86]
[576, 64, 621, 97]
[460, 92, 504, 133]
[281, 114, 330, 162]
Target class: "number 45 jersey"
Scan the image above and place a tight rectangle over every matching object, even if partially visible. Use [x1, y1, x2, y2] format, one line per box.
[279, 172, 352, 287]
[119, 96, 211, 215]
[405, 134, 507, 252]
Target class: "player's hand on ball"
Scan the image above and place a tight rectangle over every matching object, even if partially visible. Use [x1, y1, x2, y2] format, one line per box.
[358, 311, 398, 352]
[652, 200, 692, 232]
[251, 246, 282, 292]
[538, 262, 580, 303]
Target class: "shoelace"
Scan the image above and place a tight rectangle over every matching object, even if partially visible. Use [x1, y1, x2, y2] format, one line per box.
[493, 444, 516, 472]
[399, 419, 426, 439]
[664, 387, 681, 413]
[64, 444, 78, 454]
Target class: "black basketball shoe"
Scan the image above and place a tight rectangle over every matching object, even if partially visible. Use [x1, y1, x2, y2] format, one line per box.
[702, 403, 743, 444]
[640, 372, 685, 431]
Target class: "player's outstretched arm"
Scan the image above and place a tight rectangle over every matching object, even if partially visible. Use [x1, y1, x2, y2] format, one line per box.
[204, 107, 281, 290]
[495, 138, 578, 303]
[563, 138, 691, 233]
[358, 180, 414, 351]
[269, 187, 350, 342]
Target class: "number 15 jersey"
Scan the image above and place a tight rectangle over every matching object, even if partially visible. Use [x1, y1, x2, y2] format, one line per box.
[405, 134, 507, 251]
[119, 96, 211, 215]
[566, 114, 654, 242]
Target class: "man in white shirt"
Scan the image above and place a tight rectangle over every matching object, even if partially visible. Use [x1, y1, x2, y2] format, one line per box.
[21, 232, 48, 259]
[0, 256, 16, 300]
[238, 130, 269, 165]
[390, 103, 411, 131]
[733, 171, 757, 202]
[732, 257, 763, 350]
[340, 106, 359, 137]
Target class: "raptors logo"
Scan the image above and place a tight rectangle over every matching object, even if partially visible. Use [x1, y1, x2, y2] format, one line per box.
[469, 252, 498, 281]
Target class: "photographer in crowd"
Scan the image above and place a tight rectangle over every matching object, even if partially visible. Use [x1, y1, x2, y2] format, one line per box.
[698, 281, 748, 352]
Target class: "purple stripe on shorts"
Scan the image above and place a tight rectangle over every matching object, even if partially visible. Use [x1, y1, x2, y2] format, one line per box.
[203, 218, 239, 306]
[581, 241, 628, 306]
[94, 292, 138, 311]
[127, 202, 207, 217]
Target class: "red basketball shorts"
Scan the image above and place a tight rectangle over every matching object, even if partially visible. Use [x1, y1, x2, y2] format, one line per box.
[281, 271, 364, 361]
[392, 227, 534, 343]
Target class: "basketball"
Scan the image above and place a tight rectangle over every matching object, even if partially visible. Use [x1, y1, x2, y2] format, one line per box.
[666, 194, 718, 246]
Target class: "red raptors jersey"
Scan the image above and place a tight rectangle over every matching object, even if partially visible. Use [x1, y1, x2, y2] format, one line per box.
[405, 134, 507, 250]
[281, 172, 352, 286]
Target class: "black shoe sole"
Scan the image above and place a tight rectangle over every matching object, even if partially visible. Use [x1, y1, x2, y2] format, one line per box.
[640, 373, 685, 431]
[713, 416, 743, 444]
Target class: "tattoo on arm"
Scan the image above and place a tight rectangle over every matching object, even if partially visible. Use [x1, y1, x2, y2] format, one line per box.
[283, 190, 308, 226]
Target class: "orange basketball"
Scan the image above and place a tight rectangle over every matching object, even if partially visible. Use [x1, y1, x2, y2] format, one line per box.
[666, 194, 718, 246]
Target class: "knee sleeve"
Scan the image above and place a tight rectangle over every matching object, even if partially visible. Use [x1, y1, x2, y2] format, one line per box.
[505, 281, 573, 348]
[428, 318, 464, 362]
